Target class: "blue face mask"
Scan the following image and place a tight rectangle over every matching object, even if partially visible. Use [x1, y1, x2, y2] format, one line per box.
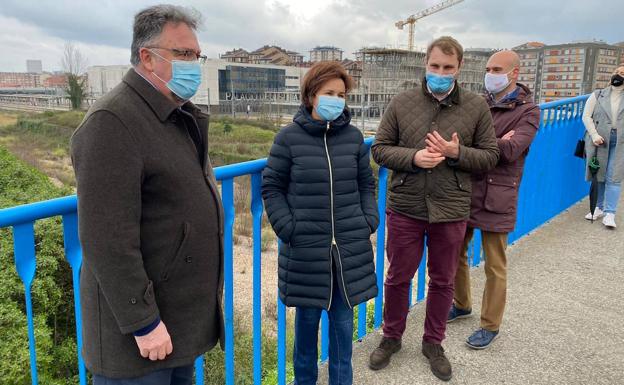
[315, 95, 345, 121]
[426, 72, 456, 94]
[151, 50, 202, 100]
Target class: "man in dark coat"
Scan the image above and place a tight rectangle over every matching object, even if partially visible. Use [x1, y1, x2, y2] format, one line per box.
[449, 50, 540, 350]
[70, 5, 223, 384]
[369, 36, 499, 382]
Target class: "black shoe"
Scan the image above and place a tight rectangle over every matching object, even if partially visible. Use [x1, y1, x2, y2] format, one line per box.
[369, 337, 402, 371]
[422, 341, 452, 381]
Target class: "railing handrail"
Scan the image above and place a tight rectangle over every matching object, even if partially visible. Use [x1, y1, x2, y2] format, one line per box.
[538, 94, 589, 109]
[0, 130, 381, 228]
[0, 195, 77, 227]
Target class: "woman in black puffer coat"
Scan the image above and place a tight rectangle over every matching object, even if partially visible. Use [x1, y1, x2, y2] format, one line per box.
[262, 61, 378, 385]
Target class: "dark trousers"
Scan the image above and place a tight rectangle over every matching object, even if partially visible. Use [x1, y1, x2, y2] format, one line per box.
[92, 364, 194, 385]
[382, 209, 467, 344]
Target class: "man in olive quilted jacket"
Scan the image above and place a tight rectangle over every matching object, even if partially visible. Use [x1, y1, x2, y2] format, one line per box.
[369, 36, 499, 382]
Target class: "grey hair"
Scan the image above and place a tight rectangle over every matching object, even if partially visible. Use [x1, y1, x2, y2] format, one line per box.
[130, 4, 202, 66]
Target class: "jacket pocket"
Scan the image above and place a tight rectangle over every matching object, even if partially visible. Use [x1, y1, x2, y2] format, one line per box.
[484, 176, 518, 214]
[454, 170, 472, 193]
[160, 222, 191, 282]
[390, 171, 407, 191]
[287, 217, 297, 246]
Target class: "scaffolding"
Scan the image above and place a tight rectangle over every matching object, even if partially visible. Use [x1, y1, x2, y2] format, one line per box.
[350, 47, 491, 127]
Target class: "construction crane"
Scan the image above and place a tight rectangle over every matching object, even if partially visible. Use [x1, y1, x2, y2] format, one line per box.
[396, 0, 465, 51]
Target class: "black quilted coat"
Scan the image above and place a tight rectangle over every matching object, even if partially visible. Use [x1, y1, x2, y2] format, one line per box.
[262, 105, 379, 309]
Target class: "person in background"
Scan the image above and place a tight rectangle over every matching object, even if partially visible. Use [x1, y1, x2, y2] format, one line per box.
[449, 50, 540, 350]
[582, 65, 624, 228]
[262, 61, 379, 385]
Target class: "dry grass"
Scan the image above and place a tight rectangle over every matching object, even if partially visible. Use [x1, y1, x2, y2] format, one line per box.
[0, 112, 18, 127]
[0, 111, 78, 187]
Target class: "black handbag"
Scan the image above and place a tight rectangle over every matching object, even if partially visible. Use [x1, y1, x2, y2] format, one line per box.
[574, 138, 585, 158]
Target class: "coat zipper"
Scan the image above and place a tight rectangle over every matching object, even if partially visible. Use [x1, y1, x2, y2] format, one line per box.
[323, 121, 353, 310]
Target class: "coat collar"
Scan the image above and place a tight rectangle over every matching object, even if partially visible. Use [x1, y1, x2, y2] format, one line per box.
[123, 67, 206, 123]
[123, 68, 210, 171]
[293, 104, 352, 136]
[421, 77, 462, 107]
[595, 86, 615, 121]
[487, 83, 533, 110]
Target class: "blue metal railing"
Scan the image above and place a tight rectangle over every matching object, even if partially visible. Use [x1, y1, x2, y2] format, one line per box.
[0, 94, 589, 385]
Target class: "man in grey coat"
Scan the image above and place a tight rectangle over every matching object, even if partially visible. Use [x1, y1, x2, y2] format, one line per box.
[71, 5, 223, 384]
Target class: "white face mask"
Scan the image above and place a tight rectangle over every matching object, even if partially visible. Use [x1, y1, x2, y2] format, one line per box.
[484, 69, 513, 94]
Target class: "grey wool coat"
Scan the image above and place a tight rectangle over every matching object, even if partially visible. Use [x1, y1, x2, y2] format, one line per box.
[584, 86, 624, 183]
[71, 68, 224, 378]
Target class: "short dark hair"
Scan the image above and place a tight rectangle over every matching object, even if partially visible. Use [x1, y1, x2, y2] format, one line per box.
[426, 36, 463, 64]
[131, 4, 202, 66]
[301, 61, 355, 109]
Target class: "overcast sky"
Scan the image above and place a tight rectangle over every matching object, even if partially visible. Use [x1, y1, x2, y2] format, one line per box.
[0, 0, 621, 72]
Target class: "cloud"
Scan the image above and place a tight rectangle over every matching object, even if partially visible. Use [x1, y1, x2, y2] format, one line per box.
[0, 0, 621, 72]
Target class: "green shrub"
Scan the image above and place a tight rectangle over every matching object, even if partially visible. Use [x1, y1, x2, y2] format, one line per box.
[0, 146, 76, 384]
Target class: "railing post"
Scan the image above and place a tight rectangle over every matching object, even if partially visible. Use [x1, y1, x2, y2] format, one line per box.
[222, 178, 235, 385]
[61, 213, 87, 385]
[251, 173, 264, 385]
[472, 229, 482, 267]
[320, 311, 329, 362]
[416, 243, 427, 302]
[374, 167, 388, 328]
[13, 222, 38, 385]
[357, 301, 367, 340]
[194, 356, 205, 385]
[276, 241, 287, 385]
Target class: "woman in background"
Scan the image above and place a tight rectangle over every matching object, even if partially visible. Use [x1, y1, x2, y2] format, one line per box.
[583, 65, 624, 228]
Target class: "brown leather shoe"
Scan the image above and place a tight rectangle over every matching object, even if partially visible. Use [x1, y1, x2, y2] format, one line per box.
[422, 341, 452, 381]
[369, 337, 402, 370]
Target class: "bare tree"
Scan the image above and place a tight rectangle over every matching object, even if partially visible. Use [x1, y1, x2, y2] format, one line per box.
[62, 42, 87, 109]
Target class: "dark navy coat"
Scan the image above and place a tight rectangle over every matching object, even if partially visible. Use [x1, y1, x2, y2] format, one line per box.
[262, 105, 379, 309]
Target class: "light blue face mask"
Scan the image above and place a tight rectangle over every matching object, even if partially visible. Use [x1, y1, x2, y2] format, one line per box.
[426, 72, 456, 94]
[315, 95, 345, 121]
[151, 50, 202, 100]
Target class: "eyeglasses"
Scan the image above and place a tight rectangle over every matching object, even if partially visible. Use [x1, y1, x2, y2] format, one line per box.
[147, 46, 207, 64]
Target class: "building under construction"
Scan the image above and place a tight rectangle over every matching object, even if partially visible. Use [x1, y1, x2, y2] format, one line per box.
[349, 47, 492, 119]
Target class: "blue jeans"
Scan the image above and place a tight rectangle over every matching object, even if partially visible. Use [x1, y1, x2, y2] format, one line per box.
[92, 364, 193, 385]
[597, 129, 621, 214]
[293, 255, 354, 385]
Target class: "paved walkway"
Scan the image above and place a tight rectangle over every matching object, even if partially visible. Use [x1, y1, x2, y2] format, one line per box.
[319, 197, 624, 384]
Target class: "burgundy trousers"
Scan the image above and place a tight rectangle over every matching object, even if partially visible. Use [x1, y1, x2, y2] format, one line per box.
[382, 209, 467, 344]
